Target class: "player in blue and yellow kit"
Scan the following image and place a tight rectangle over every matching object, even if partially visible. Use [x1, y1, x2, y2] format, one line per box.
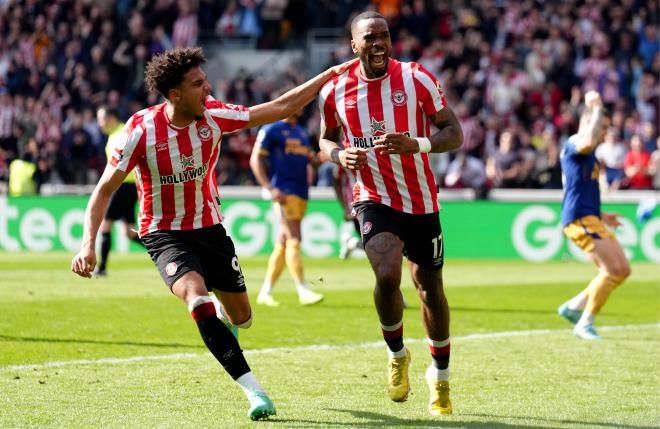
[250, 110, 324, 306]
[558, 91, 631, 340]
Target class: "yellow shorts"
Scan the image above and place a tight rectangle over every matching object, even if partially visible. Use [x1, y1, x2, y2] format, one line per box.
[563, 215, 615, 252]
[274, 195, 308, 221]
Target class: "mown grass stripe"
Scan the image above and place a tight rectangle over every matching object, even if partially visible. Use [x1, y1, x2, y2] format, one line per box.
[3, 323, 658, 371]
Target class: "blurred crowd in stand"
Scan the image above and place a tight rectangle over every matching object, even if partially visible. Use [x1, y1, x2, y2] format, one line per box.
[0, 0, 658, 195]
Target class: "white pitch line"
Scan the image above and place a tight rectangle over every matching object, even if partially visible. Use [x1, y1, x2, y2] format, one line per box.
[3, 323, 659, 372]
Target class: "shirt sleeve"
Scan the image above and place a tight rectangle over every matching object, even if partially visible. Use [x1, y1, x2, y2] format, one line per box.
[109, 115, 146, 173]
[206, 99, 250, 133]
[254, 124, 274, 155]
[412, 63, 447, 117]
[318, 79, 339, 129]
[564, 136, 581, 157]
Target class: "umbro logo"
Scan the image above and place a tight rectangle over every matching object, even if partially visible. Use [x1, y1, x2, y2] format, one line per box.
[345, 99, 357, 109]
[156, 142, 168, 151]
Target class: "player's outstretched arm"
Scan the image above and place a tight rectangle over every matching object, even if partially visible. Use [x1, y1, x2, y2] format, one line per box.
[71, 164, 128, 278]
[247, 60, 356, 129]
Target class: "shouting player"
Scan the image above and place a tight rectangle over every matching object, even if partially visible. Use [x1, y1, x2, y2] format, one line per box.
[318, 12, 463, 415]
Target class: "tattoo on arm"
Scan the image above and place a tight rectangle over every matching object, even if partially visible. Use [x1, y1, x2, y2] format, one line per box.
[330, 148, 341, 164]
[427, 108, 464, 153]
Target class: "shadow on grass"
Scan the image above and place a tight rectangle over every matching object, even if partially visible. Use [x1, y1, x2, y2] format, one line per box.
[269, 409, 658, 429]
[0, 334, 201, 349]
[463, 413, 659, 429]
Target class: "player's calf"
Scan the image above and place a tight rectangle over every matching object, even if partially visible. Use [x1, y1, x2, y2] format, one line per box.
[189, 296, 275, 419]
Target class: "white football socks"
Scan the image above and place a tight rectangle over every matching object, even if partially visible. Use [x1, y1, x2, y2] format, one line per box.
[258, 282, 273, 299]
[426, 365, 450, 381]
[296, 282, 311, 295]
[236, 372, 265, 397]
[387, 345, 408, 359]
[566, 291, 588, 311]
[577, 312, 595, 327]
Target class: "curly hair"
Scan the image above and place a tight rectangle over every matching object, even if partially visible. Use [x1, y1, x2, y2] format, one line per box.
[144, 47, 207, 99]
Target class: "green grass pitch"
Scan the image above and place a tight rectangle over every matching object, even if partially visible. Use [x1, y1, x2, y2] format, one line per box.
[0, 252, 658, 428]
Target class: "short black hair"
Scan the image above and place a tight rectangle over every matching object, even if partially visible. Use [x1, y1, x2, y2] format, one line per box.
[99, 106, 120, 120]
[144, 47, 207, 98]
[350, 11, 386, 38]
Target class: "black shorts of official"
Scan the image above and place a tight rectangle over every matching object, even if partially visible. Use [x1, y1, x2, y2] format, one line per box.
[141, 224, 247, 292]
[354, 202, 444, 270]
[106, 182, 138, 223]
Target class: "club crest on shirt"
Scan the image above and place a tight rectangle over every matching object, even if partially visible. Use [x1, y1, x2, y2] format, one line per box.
[197, 124, 211, 140]
[391, 90, 407, 106]
[369, 117, 386, 135]
[362, 221, 373, 235]
[165, 262, 177, 276]
[180, 154, 195, 170]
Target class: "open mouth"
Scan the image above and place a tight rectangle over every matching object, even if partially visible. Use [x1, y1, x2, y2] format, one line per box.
[370, 53, 386, 68]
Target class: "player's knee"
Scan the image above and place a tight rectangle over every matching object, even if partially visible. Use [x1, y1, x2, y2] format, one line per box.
[285, 238, 300, 249]
[235, 313, 253, 329]
[608, 263, 631, 281]
[226, 306, 251, 325]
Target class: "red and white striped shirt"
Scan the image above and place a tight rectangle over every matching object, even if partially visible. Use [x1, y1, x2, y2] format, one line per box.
[109, 99, 249, 237]
[319, 58, 445, 214]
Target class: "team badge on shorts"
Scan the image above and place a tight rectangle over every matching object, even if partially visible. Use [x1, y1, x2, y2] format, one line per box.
[165, 262, 178, 276]
[197, 125, 211, 140]
[362, 221, 373, 235]
[391, 90, 407, 106]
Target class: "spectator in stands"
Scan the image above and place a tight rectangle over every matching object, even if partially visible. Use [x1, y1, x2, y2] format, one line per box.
[258, 0, 288, 49]
[650, 140, 660, 190]
[624, 134, 653, 190]
[532, 129, 563, 189]
[62, 113, 94, 184]
[0, 0, 659, 193]
[216, 1, 241, 35]
[172, 0, 199, 48]
[595, 127, 627, 190]
[486, 129, 521, 188]
[640, 121, 658, 153]
[444, 153, 487, 197]
[237, 0, 262, 38]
